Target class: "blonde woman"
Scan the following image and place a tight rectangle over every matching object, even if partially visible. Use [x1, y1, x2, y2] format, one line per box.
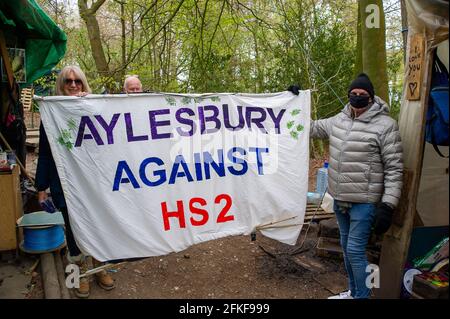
[55, 65, 91, 96]
[35, 65, 115, 298]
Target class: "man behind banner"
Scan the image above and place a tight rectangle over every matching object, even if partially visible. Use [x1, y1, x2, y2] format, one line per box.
[288, 73, 403, 299]
[123, 75, 143, 93]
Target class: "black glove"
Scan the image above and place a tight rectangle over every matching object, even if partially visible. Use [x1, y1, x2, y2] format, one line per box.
[287, 85, 300, 95]
[373, 202, 394, 235]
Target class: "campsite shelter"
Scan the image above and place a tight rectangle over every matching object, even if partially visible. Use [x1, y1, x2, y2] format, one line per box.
[376, 0, 449, 298]
[0, 0, 66, 252]
[0, 0, 66, 86]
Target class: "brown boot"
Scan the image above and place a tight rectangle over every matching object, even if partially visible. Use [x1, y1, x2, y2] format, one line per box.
[93, 259, 115, 291]
[74, 257, 90, 298]
[96, 270, 115, 290]
[75, 277, 90, 298]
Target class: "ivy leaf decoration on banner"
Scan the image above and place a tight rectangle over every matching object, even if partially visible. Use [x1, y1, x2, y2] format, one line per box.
[57, 118, 78, 150]
[181, 96, 192, 105]
[165, 96, 177, 106]
[67, 118, 77, 130]
[286, 107, 304, 140]
[290, 109, 301, 116]
[180, 96, 220, 105]
[290, 130, 299, 140]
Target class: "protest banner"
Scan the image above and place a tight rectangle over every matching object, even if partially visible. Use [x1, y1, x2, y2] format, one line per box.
[36, 91, 310, 261]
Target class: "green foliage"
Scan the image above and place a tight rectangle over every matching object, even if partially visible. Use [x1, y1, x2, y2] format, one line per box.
[35, 0, 403, 155]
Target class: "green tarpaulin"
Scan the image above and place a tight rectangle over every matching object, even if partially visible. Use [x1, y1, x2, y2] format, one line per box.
[0, 0, 66, 85]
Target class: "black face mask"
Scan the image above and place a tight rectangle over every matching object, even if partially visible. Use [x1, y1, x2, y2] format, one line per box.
[349, 95, 370, 109]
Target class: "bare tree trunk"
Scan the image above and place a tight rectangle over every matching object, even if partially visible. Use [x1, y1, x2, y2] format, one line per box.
[355, 7, 363, 76]
[359, 0, 389, 102]
[400, 0, 408, 63]
[78, 0, 109, 79]
[120, 1, 126, 74]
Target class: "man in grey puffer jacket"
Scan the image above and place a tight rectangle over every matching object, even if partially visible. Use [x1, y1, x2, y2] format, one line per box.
[289, 73, 403, 299]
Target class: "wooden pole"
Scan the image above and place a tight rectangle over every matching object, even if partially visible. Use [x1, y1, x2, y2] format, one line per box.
[40, 253, 62, 299]
[54, 252, 71, 299]
[375, 32, 434, 299]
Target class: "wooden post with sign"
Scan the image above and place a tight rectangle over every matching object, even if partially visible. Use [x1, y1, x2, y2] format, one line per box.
[406, 34, 425, 100]
[376, 30, 434, 298]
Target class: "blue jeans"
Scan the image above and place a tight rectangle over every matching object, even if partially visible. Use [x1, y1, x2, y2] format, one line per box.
[333, 201, 376, 299]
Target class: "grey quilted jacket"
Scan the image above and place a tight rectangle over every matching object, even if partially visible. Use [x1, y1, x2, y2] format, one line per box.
[310, 96, 403, 207]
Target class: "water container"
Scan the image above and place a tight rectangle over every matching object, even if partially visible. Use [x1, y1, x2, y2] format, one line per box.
[316, 161, 329, 194]
[307, 192, 322, 205]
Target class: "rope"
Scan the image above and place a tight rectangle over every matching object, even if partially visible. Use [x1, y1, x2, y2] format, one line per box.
[79, 262, 127, 278]
[290, 186, 328, 255]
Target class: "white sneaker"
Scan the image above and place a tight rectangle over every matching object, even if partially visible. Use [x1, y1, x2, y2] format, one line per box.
[327, 290, 353, 299]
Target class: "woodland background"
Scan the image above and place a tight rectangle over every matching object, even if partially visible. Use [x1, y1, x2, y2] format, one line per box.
[35, 0, 406, 157]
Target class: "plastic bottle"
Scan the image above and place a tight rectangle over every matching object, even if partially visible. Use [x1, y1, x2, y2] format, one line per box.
[316, 161, 329, 195]
[307, 192, 322, 205]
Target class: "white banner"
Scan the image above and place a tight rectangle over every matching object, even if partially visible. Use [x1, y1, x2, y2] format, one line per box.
[37, 91, 311, 261]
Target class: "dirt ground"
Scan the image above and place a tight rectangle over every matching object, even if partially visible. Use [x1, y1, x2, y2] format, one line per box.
[22, 228, 346, 299]
[89, 231, 345, 299]
[19, 115, 344, 299]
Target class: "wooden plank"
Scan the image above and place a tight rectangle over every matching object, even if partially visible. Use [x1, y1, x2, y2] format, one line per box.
[305, 208, 327, 213]
[26, 137, 39, 147]
[406, 33, 425, 100]
[292, 255, 328, 273]
[305, 210, 330, 215]
[313, 272, 348, 295]
[304, 214, 335, 221]
[316, 237, 343, 259]
[26, 131, 40, 139]
[21, 88, 34, 111]
[306, 208, 326, 212]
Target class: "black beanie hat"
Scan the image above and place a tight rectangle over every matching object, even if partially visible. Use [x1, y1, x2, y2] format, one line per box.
[348, 73, 375, 98]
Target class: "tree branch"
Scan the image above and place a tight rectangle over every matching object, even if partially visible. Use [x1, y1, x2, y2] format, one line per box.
[89, 0, 107, 14]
